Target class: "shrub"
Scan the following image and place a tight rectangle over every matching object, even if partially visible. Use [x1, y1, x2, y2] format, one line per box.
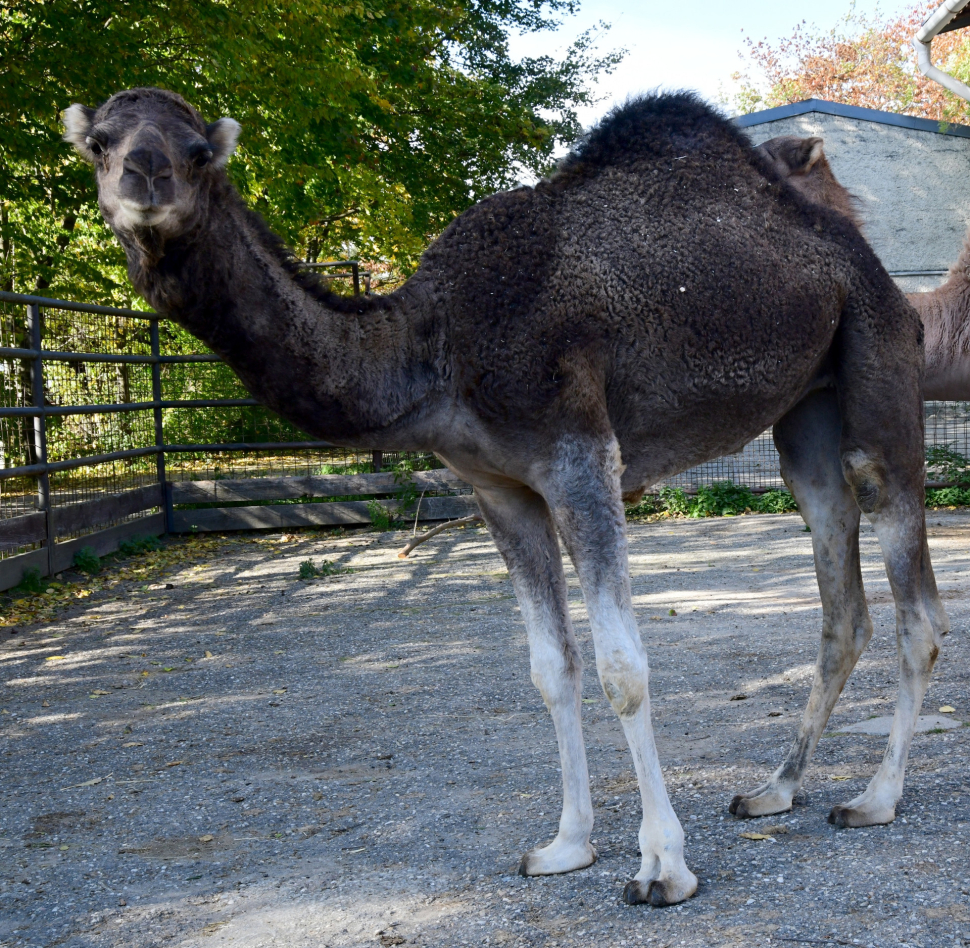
[926, 486, 970, 508]
[119, 535, 162, 556]
[298, 558, 348, 579]
[626, 481, 798, 519]
[693, 481, 757, 517]
[72, 546, 101, 574]
[367, 499, 393, 531]
[14, 567, 45, 595]
[757, 489, 799, 514]
[926, 444, 970, 485]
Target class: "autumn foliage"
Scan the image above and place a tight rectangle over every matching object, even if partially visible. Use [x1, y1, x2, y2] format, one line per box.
[731, 2, 970, 123]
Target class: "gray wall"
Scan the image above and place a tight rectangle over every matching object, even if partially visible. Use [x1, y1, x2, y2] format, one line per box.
[740, 108, 970, 293]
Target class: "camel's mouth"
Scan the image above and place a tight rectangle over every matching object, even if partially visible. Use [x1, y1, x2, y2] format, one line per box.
[115, 200, 176, 232]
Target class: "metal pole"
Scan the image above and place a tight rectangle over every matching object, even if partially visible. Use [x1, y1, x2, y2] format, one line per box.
[150, 320, 173, 533]
[27, 303, 53, 575]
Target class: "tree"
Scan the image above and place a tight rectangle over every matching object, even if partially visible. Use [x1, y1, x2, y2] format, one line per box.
[729, 2, 970, 123]
[0, 0, 621, 302]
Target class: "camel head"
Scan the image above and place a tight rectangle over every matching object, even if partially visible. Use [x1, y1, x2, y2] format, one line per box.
[62, 87, 240, 245]
[755, 135, 864, 230]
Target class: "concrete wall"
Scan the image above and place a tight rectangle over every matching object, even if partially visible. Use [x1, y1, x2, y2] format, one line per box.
[737, 102, 970, 293]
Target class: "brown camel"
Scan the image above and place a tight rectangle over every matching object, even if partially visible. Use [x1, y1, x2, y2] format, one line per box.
[64, 88, 947, 906]
[756, 134, 970, 399]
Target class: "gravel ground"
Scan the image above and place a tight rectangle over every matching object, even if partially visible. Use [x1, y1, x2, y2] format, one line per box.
[2, 511, 970, 948]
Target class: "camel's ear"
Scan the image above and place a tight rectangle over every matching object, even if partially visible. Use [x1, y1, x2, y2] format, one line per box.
[62, 104, 98, 162]
[206, 118, 241, 168]
[801, 137, 825, 172]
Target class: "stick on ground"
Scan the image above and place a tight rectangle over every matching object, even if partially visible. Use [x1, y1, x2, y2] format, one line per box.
[397, 514, 484, 558]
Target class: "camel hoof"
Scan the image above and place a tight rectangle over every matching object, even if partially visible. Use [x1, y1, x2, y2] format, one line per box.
[828, 803, 895, 828]
[622, 877, 695, 907]
[518, 841, 596, 877]
[729, 790, 792, 819]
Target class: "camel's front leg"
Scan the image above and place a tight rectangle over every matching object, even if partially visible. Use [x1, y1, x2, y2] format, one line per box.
[475, 483, 596, 876]
[544, 438, 697, 907]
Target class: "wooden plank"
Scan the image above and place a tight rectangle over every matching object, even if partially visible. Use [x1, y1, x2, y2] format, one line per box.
[0, 511, 48, 553]
[0, 547, 49, 592]
[50, 513, 165, 574]
[53, 484, 163, 537]
[0, 513, 165, 592]
[170, 469, 467, 504]
[171, 495, 479, 533]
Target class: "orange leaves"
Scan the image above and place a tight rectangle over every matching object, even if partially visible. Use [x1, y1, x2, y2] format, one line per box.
[732, 2, 970, 125]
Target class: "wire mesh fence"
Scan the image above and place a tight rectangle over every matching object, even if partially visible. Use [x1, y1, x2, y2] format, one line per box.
[2, 287, 969, 583]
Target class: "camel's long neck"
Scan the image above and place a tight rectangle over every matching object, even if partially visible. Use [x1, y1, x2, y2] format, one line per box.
[911, 233, 970, 400]
[128, 188, 444, 448]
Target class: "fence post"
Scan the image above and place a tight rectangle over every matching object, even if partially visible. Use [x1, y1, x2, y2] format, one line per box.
[27, 302, 54, 576]
[352, 261, 361, 298]
[150, 320, 173, 533]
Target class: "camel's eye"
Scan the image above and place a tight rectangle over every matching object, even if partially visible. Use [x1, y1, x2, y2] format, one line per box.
[190, 144, 213, 168]
[85, 136, 105, 157]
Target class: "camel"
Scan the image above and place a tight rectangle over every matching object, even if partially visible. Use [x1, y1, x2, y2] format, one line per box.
[63, 87, 947, 906]
[756, 134, 970, 399]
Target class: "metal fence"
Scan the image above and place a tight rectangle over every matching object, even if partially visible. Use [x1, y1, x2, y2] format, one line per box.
[1, 284, 969, 590]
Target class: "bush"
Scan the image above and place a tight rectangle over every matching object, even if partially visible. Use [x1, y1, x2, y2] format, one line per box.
[693, 481, 757, 517]
[926, 444, 970, 485]
[926, 486, 970, 508]
[13, 567, 45, 595]
[72, 546, 101, 574]
[118, 535, 162, 556]
[367, 500, 393, 531]
[626, 481, 799, 519]
[298, 558, 348, 579]
[757, 489, 799, 514]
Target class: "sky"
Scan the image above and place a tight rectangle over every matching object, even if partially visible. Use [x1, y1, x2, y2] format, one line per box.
[509, 0, 920, 127]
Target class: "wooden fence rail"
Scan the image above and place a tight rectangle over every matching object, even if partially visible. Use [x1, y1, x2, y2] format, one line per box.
[0, 470, 476, 591]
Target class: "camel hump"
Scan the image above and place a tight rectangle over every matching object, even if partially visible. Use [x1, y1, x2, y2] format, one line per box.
[557, 92, 754, 177]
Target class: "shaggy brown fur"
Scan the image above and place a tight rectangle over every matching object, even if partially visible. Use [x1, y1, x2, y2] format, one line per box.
[65, 88, 946, 907]
[755, 135, 864, 230]
[756, 133, 970, 399]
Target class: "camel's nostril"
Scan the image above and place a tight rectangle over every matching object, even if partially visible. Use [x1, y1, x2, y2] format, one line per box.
[123, 147, 172, 180]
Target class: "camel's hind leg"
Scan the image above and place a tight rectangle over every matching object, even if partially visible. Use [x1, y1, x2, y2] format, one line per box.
[541, 437, 697, 907]
[829, 379, 948, 827]
[474, 483, 597, 876]
[730, 388, 872, 818]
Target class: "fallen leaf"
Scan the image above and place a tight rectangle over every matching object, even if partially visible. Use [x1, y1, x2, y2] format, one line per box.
[198, 834, 215, 843]
[166, 760, 184, 768]
[122, 741, 144, 748]
[61, 774, 111, 790]
[204, 651, 214, 659]
[760, 824, 789, 835]
[669, 608, 677, 616]
[272, 688, 287, 695]
[939, 705, 956, 713]
[582, 698, 596, 704]
[45, 655, 67, 662]
[829, 775, 852, 781]
[739, 832, 774, 841]
[730, 694, 747, 701]
[90, 690, 111, 697]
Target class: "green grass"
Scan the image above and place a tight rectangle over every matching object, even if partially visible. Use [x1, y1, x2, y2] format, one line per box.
[626, 481, 798, 520]
[72, 546, 101, 574]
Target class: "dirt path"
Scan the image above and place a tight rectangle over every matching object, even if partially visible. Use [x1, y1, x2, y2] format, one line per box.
[2, 512, 969, 948]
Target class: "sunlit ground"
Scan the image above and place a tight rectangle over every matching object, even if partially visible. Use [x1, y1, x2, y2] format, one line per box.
[1, 512, 969, 947]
